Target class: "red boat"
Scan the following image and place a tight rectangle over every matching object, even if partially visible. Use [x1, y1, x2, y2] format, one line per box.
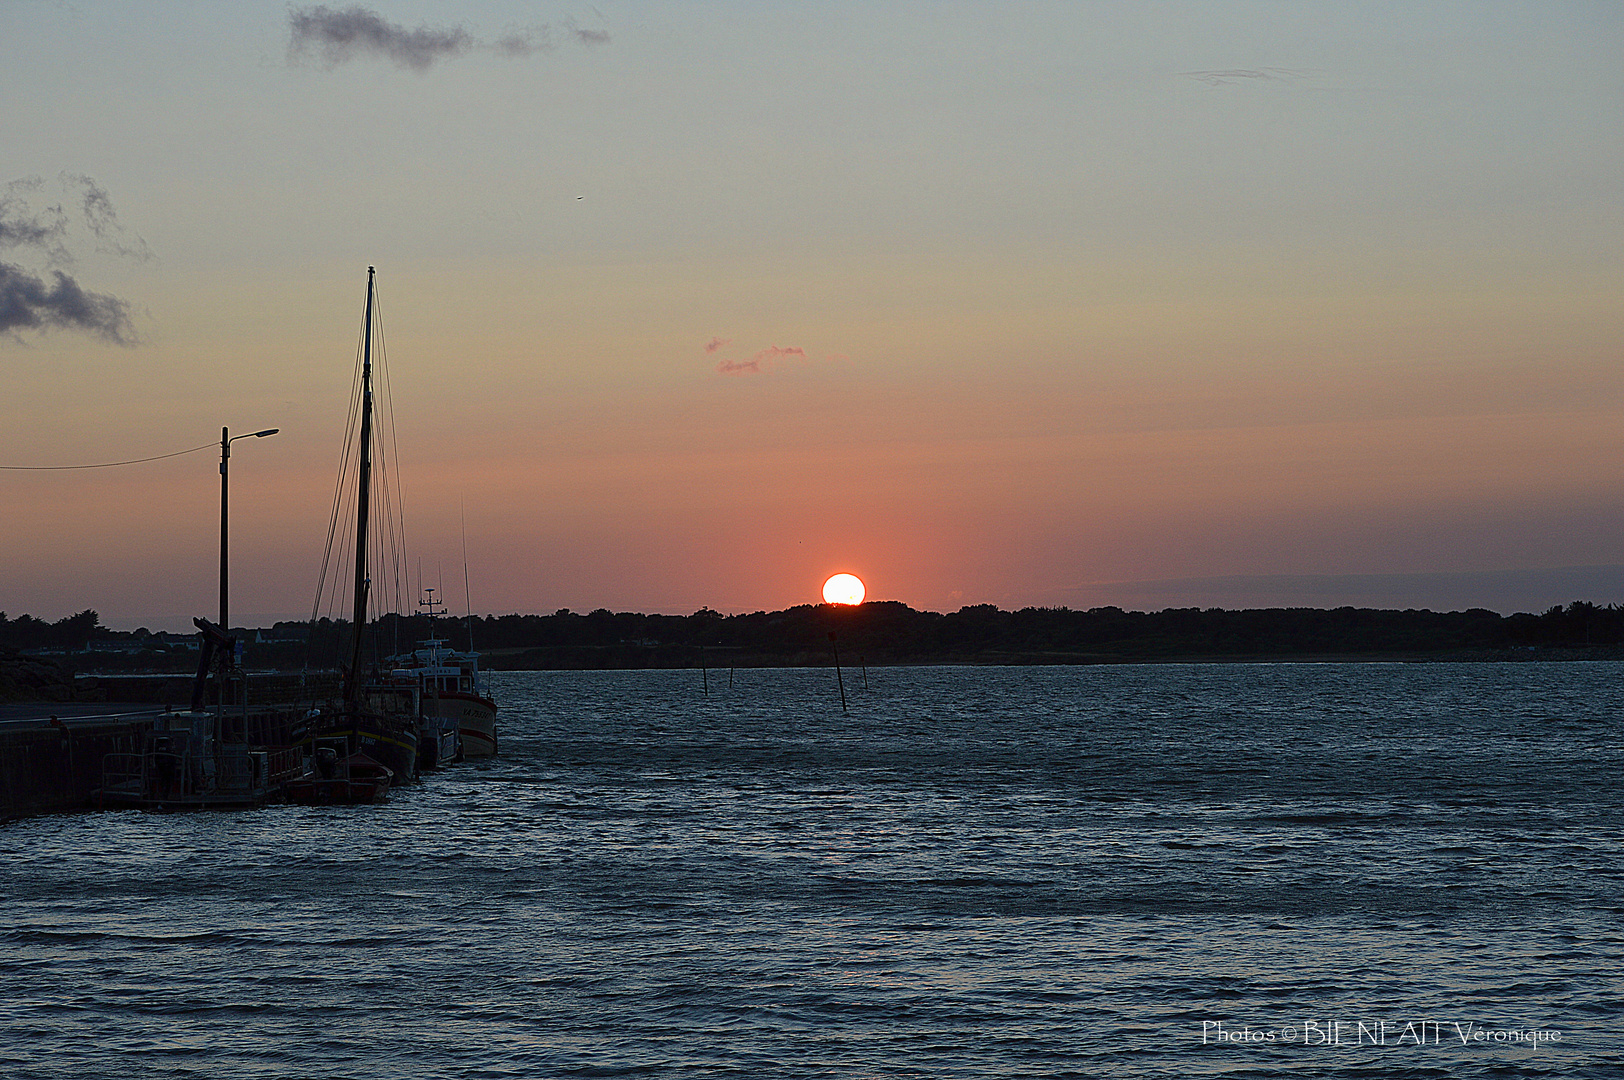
[283, 747, 393, 805]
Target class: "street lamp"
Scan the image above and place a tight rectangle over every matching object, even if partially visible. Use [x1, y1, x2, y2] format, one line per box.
[220, 426, 278, 634]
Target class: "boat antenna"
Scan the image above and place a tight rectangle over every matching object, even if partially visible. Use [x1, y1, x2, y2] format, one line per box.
[410, 555, 424, 653]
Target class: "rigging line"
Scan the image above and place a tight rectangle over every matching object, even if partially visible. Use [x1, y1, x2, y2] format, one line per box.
[311, 316, 369, 622]
[0, 441, 215, 470]
[373, 285, 410, 617]
[370, 410, 399, 615]
[461, 498, 475, 653]
[307, 281, 373, 666]
[373, 417, 399, 612]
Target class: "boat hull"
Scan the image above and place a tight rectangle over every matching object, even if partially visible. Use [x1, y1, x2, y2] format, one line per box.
[417, 712, 461, 769]
[308, 693, 419, 782]
[285, 752, 392, 805]
[429, 690, 498, 756]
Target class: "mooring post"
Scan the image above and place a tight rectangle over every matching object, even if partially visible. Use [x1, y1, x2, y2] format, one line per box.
[829, 632, 847, 712]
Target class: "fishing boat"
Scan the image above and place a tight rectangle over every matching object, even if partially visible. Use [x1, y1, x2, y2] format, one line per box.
[303, 266, 420, 782]
[388, 588, 499, 761]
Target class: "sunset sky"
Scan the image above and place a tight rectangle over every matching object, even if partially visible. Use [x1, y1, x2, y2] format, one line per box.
[3, 2, 1622, 631]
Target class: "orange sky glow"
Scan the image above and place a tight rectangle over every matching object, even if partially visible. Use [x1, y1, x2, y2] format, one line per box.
[3, 4, 1622, 630]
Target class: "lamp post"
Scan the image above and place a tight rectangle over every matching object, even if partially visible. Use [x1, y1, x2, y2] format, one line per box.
[220, 426, 278, 634]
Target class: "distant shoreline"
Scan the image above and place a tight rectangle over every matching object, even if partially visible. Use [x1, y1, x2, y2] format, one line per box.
[8, 601, 1624, 699]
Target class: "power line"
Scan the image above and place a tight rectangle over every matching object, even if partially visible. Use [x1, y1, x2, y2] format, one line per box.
[0, 442, 216, 470]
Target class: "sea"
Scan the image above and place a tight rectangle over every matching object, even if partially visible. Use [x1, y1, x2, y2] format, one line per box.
[1, 663, 1620, 1079]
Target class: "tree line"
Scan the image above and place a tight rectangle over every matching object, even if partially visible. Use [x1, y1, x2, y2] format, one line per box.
[8, 600, 1624, 669]
[0, 610, 104, 652]
[266, 599, 1624, 667]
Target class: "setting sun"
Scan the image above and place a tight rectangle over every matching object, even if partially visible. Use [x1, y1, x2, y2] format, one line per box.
[822, 573, 866, 605]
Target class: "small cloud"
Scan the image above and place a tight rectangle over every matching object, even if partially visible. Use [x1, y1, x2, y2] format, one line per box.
[704, 336, 731, 353]
[562, 16, 612, 47]
[494, 28, 552, 58]
[716, 344, 807, 376]
[0, 263, 135, 344]
[1183, 68, 1312, 87]
[289, 5, 611, 70]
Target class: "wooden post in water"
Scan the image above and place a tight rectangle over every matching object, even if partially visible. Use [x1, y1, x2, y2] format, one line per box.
[700, 642, 708, 696]
[829, 632, 847, 712]
[861, 656, 868, 691]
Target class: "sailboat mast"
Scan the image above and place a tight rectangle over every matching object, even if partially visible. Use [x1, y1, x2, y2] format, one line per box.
[345, 265, 376, 701]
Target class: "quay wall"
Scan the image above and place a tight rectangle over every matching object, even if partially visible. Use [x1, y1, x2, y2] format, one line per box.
[0, 718, 153, 821]
[0, 669, 344, 820]
[72, 672, 342, 708]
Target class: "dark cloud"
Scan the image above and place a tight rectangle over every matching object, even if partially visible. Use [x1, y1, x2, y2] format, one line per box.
[289, 6, 610, 70]
[0, 263, 134, 344]
[0, 178, 69, 260]
[2, 175, 149, 263]
[0, 213, 62, 249]
[0, 174, 148, 345]
[289, 5, 473, 71]
[703, 336, 731, 353]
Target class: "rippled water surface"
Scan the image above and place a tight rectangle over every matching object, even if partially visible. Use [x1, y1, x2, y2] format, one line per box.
[3, 664, 1622, 1077]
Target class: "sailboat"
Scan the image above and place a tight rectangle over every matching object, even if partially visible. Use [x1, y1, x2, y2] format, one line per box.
[304, 266, 420, 782]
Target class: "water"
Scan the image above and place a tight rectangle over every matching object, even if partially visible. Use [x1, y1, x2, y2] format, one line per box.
[2, 663, 1621, 1078]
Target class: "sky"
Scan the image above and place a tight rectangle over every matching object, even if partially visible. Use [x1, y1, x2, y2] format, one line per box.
[3, 1, 1622, 631]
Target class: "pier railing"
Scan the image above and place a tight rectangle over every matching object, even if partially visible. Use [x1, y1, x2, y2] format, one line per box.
[100, 745, 306, 804]
[101, 749, 190, 798]
[264, 747, 304, 785]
